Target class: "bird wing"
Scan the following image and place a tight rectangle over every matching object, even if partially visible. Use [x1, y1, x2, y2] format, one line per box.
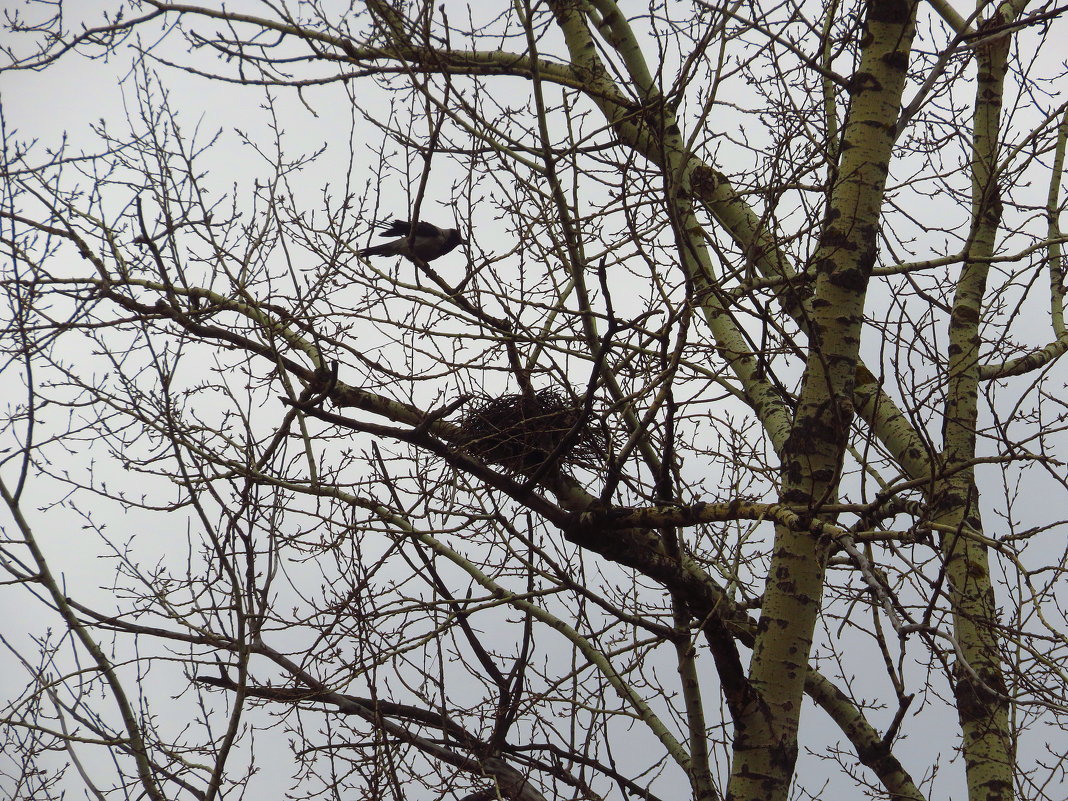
[409, 221, 443, 238]
[376, 219, 444, 239]
[377, 219, 411, 238]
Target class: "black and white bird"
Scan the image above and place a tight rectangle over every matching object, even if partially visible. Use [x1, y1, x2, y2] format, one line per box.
[358, 219, 465, 262]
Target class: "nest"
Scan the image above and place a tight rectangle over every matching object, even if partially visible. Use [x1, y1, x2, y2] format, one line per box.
[457, 388, 605, 473]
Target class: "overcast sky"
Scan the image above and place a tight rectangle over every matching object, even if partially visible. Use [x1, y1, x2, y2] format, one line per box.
[3, 1, 1066, 800]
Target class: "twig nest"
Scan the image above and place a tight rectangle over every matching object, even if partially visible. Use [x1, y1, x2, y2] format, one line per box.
[457, 388, 604, 473]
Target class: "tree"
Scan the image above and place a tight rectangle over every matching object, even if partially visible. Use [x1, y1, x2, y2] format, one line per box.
[2, 1, 1067, 799]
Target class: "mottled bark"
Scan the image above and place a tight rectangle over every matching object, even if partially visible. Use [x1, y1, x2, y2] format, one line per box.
[934, 5, 1020, 798]
[726, 4, 918, 800]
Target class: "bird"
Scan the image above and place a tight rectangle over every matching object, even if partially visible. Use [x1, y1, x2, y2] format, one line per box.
[358, 219, 465, 262]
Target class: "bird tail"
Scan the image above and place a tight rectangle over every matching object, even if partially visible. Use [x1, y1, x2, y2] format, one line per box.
[358, 242, 395, 258]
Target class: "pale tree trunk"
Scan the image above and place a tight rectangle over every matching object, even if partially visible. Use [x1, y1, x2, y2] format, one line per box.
[727, 3, 918, 799]
[933, 3, 1025, 799]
